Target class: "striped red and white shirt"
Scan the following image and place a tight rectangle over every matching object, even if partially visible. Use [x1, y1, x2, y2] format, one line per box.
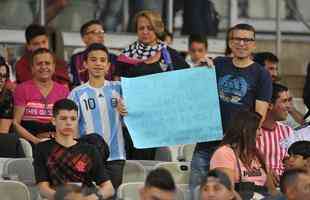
[256, 122, 293, 176]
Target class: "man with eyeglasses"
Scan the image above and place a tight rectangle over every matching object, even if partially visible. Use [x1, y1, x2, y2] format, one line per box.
[69, 20, 117, 87]
[190, 23, 273, 195]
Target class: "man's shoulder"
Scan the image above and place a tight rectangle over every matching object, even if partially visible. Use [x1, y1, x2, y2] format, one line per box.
[276, 121, 294, 133]
[70, 83, 90, 93]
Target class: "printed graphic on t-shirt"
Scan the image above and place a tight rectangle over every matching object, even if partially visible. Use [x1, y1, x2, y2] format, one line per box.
[243, 167, 262, 178]
[47, 145, 93, 185]
[218, 75, 248, 104]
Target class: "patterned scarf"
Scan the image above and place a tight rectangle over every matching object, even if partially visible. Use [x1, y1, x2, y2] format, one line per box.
[122, 41, 167, 60]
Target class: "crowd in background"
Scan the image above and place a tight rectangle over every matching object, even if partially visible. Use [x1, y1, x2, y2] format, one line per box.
[0, 6, 310, 200]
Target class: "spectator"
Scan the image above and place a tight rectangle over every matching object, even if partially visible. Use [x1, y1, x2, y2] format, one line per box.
[285, 141, 310, 172]
[13, 48, 69, 145]
[69, 43, 126, 190]
[115, 10, 189, 78]
[257, 83, 294, 181]
[182, 0, 219, 36]
[210, 110, 276, 199]
[159, 29, 174, 46]
[15, 24, 70, 86]
[0, 57, 14, 133]
[253, 52, 279, 82]
[190, 23, 273, 195]
[253, 52, 304, 127]
[139, 168, 176, 200]
[34, 99, 114, 200]
[185, 34, 212, 67]
[69, 20, 116, 87]
[0, 57, 25, 158]
[280, 169, 310, 200]
[115, 10, 189, 160]
[200, 169, 241, 200]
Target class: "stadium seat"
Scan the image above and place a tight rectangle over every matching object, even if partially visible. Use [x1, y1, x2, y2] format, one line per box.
[19, 138, 33, 158]
[177, 144, 196, 161]
[122, 160, 146, 183]
[154, 147, 173, 161]
[117, 182, 185, 200]
[154, 162, 191, 184]
[177, 184, 190, 200]
[117, 182, 143, 200]
[2, 158, 35, 184]
[0, 180, 31, 200]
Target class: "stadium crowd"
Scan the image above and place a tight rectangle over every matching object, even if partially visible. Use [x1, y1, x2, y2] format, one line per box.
[0, 8, 310, 200]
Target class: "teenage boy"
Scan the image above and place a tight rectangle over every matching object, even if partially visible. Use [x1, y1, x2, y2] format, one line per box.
[139, 168, 177, 200]
[34, 99, 114, 200]
[15, 24, 69, 86]
[69, 43, 126, 190]
[185, 34, 211, 67]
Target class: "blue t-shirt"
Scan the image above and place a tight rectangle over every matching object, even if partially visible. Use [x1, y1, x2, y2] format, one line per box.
[215, 56, 272, 131]
[196, 56, 272, 151]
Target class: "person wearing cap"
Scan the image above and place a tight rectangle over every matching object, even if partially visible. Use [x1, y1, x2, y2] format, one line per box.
[200, 169, 241, 200]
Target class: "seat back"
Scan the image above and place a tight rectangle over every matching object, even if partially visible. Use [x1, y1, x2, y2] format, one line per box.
[154, 162, 190, 184]
[178, 144, 196, 161]
[154, 147, 172, 161]
[19, 138, 33, 158]
[3, 158, 35, 184]
[122, 160, 146, 183]
[0, 180, 31, 200]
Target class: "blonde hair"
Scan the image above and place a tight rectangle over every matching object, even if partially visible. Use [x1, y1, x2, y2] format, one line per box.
[134, 10, 165, 39]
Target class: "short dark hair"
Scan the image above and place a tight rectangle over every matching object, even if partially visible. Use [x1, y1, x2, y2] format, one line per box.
[253, 52, 279, 66]
[271, 83, 288, 103]
[288, 141, 310, 159]
[25, 24, 48, 44]
[231, 23, 256, 39]
[80, 20, 103, 38]
[158, 29, 173, 42]
[53, 99, 78, 117]
[0, 56, 10, 81]
[188, 34, 208, 49]
[84, 43, 109, 61]
[145, 168, 176, 192]
[280, 168, 308, 193]
[30, 48, 55, 66]
[201, 169, 233, 190]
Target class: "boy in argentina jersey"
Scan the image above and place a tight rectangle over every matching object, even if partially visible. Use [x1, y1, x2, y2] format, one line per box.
[69, 43, 126, 190]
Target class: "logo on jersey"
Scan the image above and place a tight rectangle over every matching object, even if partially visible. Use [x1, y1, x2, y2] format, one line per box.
[111, 98, 117, 107]
[218, 75, 248, 104]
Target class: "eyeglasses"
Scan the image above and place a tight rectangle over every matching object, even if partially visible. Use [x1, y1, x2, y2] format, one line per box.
[85, 30, 105, 35]
[0, 73, 7, 79]
[232, 37, 255, 44]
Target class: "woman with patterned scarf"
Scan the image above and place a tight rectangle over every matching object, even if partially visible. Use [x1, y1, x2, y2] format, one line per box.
[115, 10, 189, 78]
[115, 10, 189, 160]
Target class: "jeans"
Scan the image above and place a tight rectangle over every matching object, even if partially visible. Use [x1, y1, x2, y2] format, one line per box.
[189, 142, 219, 199]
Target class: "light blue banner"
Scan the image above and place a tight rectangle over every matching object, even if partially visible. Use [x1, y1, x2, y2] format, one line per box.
[121, 67, 223, 148]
